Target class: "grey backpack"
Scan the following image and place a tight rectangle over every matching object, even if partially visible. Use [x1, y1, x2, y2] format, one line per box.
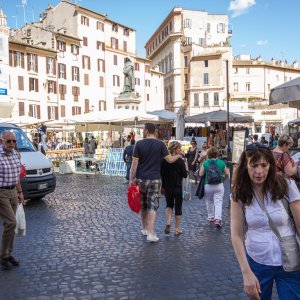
[206, 160, 222, 184]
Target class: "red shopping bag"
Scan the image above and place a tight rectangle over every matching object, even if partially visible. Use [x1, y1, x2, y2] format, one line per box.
[127, 184, 141, 213]
[19, 164, 27, 178]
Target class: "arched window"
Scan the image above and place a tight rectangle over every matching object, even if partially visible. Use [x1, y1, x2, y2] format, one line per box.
[165, 57, 168, 73]
[169, 85, 173, 103]
[165, 87, 168, 104]
[169, 53, 173, 70]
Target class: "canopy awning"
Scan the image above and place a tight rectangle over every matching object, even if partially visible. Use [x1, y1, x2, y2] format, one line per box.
[185, 110, 253, 123]
[269, 77, 300, 109]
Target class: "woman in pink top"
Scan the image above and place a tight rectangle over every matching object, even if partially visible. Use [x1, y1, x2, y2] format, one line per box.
[231, 143, 300, 300]
[272, 134, 298, 177]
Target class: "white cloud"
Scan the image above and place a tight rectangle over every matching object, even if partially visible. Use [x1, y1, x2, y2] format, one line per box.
[256, 40, 268, 46]
[228, 0, 256, 17]
[240, 44, 247, 48]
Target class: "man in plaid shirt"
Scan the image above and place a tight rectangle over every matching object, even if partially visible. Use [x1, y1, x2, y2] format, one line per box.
[0, 131, 24, 271]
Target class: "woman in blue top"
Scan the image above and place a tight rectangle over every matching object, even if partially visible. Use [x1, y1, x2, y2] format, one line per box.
[199, 147, 229, 227]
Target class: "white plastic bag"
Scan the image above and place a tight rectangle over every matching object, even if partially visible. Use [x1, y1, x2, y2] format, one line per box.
[182, 177, 192, 201]
[15, 203, 26, 236]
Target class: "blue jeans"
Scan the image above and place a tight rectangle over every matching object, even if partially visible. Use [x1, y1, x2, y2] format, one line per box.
[247, 254, 300, 300]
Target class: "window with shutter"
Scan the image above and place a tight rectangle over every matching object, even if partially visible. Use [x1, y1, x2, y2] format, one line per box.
[61, 105, 65, 117]
[9, 50, 13, 67]
[99, 76, 104, 87]
[29, 104, 33, 117]
[47, 107, 51, 119]
[83, 37, 88, 46]
[96, 21, 104, 31]
[19, 102, 25, 116]
[85, 99, 89, 112]
[37, 105, 41, 119]
[35, 55, 38, 72]
[35, 79, 39, 92]
[84, 74, 89, 85]
[18, 76, 24, 90]
[55, 107, 59, 120]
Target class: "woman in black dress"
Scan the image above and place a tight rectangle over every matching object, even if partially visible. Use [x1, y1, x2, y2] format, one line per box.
[161, 141, 188, 236]
[186, 140, 199, 184]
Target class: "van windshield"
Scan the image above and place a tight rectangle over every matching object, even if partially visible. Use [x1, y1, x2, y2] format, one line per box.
[0, 127, 35, 152]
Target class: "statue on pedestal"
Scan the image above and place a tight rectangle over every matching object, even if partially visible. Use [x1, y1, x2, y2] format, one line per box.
[122, 57, 135, 93]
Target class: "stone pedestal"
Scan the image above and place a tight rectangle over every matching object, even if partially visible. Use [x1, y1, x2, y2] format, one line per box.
[114, 92, 141, 110]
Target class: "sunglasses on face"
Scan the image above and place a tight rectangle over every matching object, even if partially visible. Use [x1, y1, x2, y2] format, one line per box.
[4, 140, 17, 144]
[246, 143, 268, 151]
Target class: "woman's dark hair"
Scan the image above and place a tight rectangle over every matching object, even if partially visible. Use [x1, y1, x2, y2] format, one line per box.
[130, 139, 135, 145]
[207, 147, 219, 159]
[232, 147, 288, 205]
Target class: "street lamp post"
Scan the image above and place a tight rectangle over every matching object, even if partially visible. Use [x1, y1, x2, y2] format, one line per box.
[226, 59, 231, 165]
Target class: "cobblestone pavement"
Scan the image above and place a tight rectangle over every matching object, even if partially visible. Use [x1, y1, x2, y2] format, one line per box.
[0, 174, 278, 300]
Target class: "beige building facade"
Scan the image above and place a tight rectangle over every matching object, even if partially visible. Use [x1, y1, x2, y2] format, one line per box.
[145, 7, 233, 115]
[4, 0, 164, 120]
[231, 55, 300, 134]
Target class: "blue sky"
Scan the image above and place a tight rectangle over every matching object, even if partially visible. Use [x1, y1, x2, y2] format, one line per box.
[2, 0, 300, 63]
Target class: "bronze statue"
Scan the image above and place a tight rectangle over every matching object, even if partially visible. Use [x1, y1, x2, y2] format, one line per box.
[122, 57, 135, 93]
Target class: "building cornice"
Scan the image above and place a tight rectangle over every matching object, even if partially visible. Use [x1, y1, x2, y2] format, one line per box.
[145, 7, 182, 48]
[190, 52, 224, 61]
[233, 60, 300, 72]
[147, 32, 182, 60]
[9, 40, 57, 55]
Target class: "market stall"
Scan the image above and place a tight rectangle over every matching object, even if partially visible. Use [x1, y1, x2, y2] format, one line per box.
[184, 110, 254, 158]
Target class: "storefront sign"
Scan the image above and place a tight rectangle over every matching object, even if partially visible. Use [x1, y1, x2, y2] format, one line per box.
[262, 111, 277, 115]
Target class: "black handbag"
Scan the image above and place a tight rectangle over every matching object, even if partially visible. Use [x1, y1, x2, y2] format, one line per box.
[195, 176, 205, 199]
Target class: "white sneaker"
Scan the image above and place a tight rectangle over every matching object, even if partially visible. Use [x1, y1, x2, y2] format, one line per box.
[141, 229, 148, 236]
[147, 234, 159, 243]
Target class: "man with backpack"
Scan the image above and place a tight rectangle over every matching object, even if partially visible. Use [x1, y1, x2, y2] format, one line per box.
[199, 147, 229, 227]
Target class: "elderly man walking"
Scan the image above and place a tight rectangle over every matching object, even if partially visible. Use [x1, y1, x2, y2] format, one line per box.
[0, 131, 24, 270]
[129, 123, 181, 242]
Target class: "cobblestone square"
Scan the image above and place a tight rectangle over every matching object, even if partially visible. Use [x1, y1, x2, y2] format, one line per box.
[0, 174, 278, 299]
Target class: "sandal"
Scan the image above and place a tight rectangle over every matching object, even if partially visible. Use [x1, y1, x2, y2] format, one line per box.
[164, 224, 171, 235]
[174, 229, 183, 236]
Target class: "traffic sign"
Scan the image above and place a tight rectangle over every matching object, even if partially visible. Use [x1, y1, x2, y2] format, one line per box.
[0, 88, 7, 95]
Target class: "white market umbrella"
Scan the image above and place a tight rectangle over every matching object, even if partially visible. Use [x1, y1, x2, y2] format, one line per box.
[269, 77, 300, 109]
[66, 109, 161, 125]
[1, 116, 47, 127]
[147, 109, 177, 121]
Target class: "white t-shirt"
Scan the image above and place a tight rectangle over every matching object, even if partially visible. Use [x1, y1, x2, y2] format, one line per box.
[244, 180, 300, 266]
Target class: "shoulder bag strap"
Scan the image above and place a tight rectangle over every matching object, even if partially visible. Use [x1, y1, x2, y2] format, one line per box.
[279, 152, 285, 174]
[282, 195, 299, 235]
[254, 191, 283, 241]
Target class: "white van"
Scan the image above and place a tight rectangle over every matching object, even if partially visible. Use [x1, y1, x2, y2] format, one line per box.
[0, 123, 56, 200]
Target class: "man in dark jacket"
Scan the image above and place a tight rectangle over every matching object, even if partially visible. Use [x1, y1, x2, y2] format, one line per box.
[123, 139, 135, 180]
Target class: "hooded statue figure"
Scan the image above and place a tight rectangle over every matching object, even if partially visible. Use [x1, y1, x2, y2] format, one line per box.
[122, 57, 135, 93]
